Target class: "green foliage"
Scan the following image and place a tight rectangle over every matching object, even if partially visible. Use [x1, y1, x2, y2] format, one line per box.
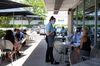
[0, 30, 5, 38]
[23, 0, 47, 19]
[15, 24, 22, 28]
[23, 24, 33, 27]
[0, 16, 12, 27]
[10, 24, 33, 28]
[73, 10, 83, 20]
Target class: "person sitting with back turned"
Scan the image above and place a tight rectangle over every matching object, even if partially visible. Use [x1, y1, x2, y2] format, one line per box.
[4, 30, 16, 61]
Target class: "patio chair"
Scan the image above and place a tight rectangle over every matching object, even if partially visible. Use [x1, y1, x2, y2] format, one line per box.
[0, 39, 15, 62]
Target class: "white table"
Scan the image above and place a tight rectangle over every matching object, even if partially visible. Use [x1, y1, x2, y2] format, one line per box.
[62, 41, 80, 66]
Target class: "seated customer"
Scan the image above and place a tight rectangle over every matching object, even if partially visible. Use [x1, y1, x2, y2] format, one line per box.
[4, 30, 16, 61]
[80, 26, 91, 61]
[4, 30, 15, 45]
[14, 29, 24, 56]
[71, 27, 82, 46]
[15, 29, 24, 42]
[60, 26, 67, 42]
[60, 26, 67, 36]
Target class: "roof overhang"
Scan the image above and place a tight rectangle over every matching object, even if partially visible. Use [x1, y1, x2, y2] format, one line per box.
[0, 8, 34, 16]
[44, 0, 81, 14]
[0, 11, 34, 16]
[0, 0, 31, 9]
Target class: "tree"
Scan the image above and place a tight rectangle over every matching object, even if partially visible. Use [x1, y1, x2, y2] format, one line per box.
[0, 16, 12, 27]
[73, 10, 83, 21]
[27, 17, 33, 28]
[22, 0, 47, 19]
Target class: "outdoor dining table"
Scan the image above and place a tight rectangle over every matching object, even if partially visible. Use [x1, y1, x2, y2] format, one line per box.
[61, 41, 80, 66]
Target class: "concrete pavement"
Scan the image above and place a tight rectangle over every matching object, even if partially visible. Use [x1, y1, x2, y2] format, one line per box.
[22, 39, 66, 66]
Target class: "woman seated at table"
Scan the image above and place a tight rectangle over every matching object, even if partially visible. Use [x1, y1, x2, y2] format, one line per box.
[4, 30, 22, 61]
[4, 30, 16, 61]
[80, 26, 91, 61]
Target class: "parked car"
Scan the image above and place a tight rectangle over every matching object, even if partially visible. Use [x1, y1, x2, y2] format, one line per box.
[36, 28, 40, 34]
[39, 28, 46, 35]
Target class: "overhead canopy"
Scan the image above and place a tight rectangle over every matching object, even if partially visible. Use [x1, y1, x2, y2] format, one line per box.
[44, 0, 80, 14]
[0, 8, 43, 21]
[0, 11, 34, 16]
[0, 8, 34, 16]
[0, 0, 31, 9]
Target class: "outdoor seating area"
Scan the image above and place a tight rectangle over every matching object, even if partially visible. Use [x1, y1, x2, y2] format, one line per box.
[0, 29, 35, 66]
[0, 0, 100, 66]
[44, 0, 100, 65]
[53, 35, 100, 66]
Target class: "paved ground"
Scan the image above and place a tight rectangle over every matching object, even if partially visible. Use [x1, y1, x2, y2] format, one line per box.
[22, 39, 67, 66]
[1, 33, 68, 66]
[72, 58, 100, 66]
[2, 32, 98, 66]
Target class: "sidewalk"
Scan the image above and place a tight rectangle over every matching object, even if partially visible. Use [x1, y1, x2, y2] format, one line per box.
[22, 39, 65, 66]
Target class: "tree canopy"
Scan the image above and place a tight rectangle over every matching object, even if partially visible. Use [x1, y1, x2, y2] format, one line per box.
[0, 16, 12, 27]
[23, 0, 47, 19]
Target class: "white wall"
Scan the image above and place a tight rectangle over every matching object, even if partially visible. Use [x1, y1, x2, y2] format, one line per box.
[44, 11, 68, 26]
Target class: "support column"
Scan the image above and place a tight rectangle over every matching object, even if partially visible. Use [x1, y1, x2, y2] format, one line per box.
[68, 9, 74, 34]
[94, 0, 98, 48]
[83, 0, 85, 28]
[76, 6, 78, 28]
[12, 17, 14, 28]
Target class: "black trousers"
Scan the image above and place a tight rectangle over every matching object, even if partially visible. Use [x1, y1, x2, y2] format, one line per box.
[45, 35, 55, 62]
[46, 47, 54, 62]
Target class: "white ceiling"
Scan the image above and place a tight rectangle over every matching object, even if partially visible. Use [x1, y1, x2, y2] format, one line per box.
[44, 0, 81, 11]
[60, 0, 80, 11]
[44, 0, 55, 11]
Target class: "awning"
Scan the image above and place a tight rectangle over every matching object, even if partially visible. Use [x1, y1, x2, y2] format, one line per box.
[0, 11, 34, 16]
[0, 8, 34, 16]
[0, 0, 31, 9]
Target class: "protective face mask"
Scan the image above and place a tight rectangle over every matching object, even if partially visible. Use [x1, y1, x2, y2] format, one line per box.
[51, 20, 55, 24]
